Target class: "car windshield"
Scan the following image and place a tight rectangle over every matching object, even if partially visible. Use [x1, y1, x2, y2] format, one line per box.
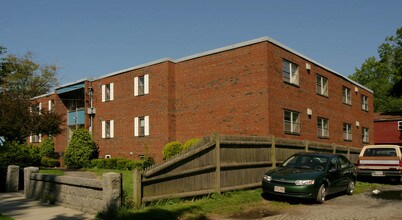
[363, 148, 397, 157]
[282, 155, 329, 171]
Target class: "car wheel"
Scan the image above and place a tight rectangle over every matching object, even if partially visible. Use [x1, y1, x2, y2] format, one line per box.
[316, 184, 326, 204]
[346, 180, 355, 195]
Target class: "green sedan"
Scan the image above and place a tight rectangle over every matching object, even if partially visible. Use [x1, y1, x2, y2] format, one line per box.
[262, 152, 357, 203]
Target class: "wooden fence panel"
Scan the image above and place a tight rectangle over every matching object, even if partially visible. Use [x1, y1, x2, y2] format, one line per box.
[134, 134, 363, 207]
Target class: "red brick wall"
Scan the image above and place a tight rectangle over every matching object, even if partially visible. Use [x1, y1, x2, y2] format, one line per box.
[91, 61, 174, 161]
[374, 121, 402, 144]
[267, 43, 374, 147]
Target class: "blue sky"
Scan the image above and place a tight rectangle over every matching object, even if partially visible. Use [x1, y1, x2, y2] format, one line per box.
[1, 0, 401, 85]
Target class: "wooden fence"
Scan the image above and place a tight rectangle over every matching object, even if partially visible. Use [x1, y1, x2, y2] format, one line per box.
[133, 134, 361, 207]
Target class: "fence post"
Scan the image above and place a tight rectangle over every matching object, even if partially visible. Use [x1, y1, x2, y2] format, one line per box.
[102, 172, 122, 212]
[304, 140, 309, 152]
[6, 165, 19, 192]
[271, 136, 276, 168]
[24, 167, 39, 198]
[214, 133, 221, 194]
[133, 168, 142, 208]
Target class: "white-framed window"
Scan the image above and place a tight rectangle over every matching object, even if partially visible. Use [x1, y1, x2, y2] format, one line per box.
[398, 121, 402, 130]
[282, 59, 299, 85]
[284, 110, 300, 134]
[102, 83, 114, 102]
[317, 117, 329, 138]
[316, 74, 328, 96]
[134, 74, 149, 96]
[362, 127, 369, 143]
[102, 120, 114, 138]
[343, 123, 352, 141]
[48, 99, 55, 112]
[134, 116, 149, 137]
[361, 95, 369, 111]
[342, 86, 351, 105]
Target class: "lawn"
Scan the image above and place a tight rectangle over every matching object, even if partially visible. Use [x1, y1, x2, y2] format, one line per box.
[0, 214, 14, 220]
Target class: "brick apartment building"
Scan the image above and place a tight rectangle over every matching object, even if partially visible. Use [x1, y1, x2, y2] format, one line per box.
[30, 37, 374, 161]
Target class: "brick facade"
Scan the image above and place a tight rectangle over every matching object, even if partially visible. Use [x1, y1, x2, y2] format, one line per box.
[30, 37, 374, 161]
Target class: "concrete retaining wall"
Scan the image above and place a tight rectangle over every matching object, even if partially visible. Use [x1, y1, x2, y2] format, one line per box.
[21, 166, 121, 214]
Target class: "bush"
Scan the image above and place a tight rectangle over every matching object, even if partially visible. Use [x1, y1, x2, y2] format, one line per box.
[41, 157, 60, 167]
[117, 159, 131, 170]
[39, 138, 57, 158]
[162, 141, 183, 160]
[182, 138, 201, 150]
[105, 158, 119, 169]
[0, 142, 41, 191]
[64, 129, 98, 169]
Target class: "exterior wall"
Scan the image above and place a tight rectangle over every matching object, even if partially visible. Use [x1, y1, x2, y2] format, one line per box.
[91, 61, 175, 161]
[30, 37, 375, 162]
[175, 42, 269, 141]
[267, 43, 374, 147]
[374, 120, 402, 144]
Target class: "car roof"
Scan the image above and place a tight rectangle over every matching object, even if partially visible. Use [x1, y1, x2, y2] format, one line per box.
[293, 152, 339, 158]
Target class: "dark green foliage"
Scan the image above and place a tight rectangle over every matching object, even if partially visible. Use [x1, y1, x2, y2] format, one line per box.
[39, 138, 57, 158]
[41, 157, 60, 167]
[63, 129, 98, 169]
[162, 141, 183, 160]
[0, 142, 41, 191]
[87, 157, 155, 170]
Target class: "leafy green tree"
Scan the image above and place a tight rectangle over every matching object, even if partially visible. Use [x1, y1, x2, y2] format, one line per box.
[39, 138, 57, 158]
[0, 48, 62, 144]
[64, 129, 98, 169]
[349, 27, 402, 113]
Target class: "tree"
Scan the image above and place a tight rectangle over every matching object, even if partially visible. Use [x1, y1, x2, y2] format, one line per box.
[349, 27, 402, 113]
[0, 49, 62, 144]
[64, 129, 98, 169]
[0, 51, 58, 98]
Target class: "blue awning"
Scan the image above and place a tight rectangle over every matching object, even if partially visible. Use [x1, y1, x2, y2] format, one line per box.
[56, 82, 85, 94]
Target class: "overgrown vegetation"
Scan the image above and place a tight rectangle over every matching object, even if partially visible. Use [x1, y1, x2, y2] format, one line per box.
[38, 138, 60, 167]
[64, 129, 98, 169]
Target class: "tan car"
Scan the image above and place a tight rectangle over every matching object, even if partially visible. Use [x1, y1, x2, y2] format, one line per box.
[357, 145, 402, 182]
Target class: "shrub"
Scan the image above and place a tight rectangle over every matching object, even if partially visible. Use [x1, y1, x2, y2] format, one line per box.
[162, 141, 183, 160]
[182, 138, 201, 150]
[41, 157, 60, 167]
[126, 160, 143, 170]
[64, 129, 98, 169]
[140, 155, 155, 169]
[105, 158, 119, 169]
[117, 159, 131, 170]
[0, 142, 41, 191]
[39, 138, 57, 158]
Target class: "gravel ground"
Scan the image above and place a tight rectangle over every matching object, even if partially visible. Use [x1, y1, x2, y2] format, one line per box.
[221, 185, 402, 220]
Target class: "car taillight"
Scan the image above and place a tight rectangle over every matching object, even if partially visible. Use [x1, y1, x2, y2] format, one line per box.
[400, 160, 402, 167]
[357, 160, 360, 166]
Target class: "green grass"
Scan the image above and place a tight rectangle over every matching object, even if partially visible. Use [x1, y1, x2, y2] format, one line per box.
[0, 214, 14, 220]
[39, 168, 64, 176]
[84, 168, 134, 200]
[354, 181, 385, 194]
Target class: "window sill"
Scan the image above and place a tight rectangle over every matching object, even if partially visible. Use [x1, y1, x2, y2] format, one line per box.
[283, 81, 300, 88]
[284, 131, 301, 136]
[343, 139, 353, 142]
[318, 136, 330, 139]
[317, 93, 329, 98]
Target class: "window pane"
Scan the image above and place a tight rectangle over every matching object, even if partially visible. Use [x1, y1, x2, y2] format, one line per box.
[282, 60, 290, 83]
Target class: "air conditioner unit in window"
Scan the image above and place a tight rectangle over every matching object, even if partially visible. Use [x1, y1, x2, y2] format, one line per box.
[355, 86, 359, 93]
[355, 121, 360, 127]
[307, 108, 312, 116]
[105, 154, 111, 159]
[398, 121, 402, 130]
